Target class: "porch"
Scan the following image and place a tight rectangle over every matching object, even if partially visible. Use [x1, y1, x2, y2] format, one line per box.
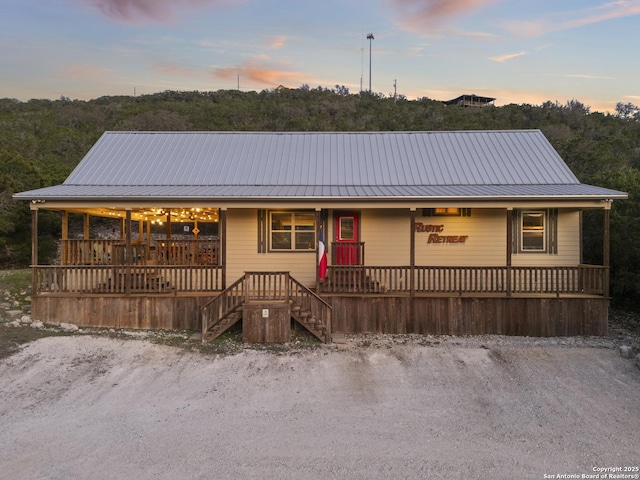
[30, 262, 609, 337]
[31, 263, 607, 297]
[321, 264, 607, 296]
[27, 205, 612, 338]
[60, 238, 220, 267]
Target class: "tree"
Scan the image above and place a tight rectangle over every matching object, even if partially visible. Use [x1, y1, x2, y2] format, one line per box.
[1, 89, 640, 307]
[615, 102, 639, 120]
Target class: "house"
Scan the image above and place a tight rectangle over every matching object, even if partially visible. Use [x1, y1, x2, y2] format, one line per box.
[443, 94, 496, 108]
[14, 130, 627, 342]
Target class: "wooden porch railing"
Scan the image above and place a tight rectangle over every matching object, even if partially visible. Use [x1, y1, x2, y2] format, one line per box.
[243, 271, 290, 301]
[60, 239, 220, 266]
[33, 265, 223, 294]
[201, 275, 246, 340]
[288, 275, 332, 342]
[321, 265, 608, 296]
[330, 242, 365, 266]
[322, 266, 411, 293]
[153, 240, 219, 265]
[61, 239, 122, 265]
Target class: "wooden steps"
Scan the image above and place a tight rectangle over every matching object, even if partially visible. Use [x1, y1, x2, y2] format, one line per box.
[202, 310, 242, 342]
[201, 272, 332, 344]
[290, 301, 329, 343]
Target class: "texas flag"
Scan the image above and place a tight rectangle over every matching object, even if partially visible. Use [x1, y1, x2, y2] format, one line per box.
[318, 228, 327, 280]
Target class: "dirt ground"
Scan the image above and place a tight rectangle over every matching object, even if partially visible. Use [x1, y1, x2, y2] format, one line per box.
[1, 333, 639, 480]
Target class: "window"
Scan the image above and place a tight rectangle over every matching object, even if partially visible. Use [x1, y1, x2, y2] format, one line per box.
[270, 211, 316, 251]
[521, 211, 545, 251]
[339, 216, 355, 240]
[422, 208, 471, 217]
[435, 207, 462, 216]
[512, 209, 558, 254]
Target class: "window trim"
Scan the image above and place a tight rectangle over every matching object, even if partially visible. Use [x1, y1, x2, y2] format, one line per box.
[512, 208, 558, 255]
[520, 210, 546, 252]
[268, 210, 317, 253]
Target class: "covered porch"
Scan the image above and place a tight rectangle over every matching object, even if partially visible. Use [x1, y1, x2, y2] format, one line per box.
[33, 205, 226, 293]
[27, 202, 613, 337]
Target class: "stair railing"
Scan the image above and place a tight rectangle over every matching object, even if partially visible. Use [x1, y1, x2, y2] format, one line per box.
[201, 274, 245, 341]
[202, 272, 332, 343]
[288, 275, 332, 343]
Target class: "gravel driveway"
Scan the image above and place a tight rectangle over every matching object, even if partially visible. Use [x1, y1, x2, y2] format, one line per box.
[1, 334, 639, 480]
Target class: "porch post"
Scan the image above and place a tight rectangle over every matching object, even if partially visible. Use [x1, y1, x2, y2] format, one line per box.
[146, 219, 151, 261]
[30, 207, 39, 301]
[125, 209, 132, 295]
[603, 205, 611, 298]
[506, 208, 513, 297]
[83, 214, 90, 240]
[31, 208, 38, 266]
[166, 209, 172, 241]
[220, 208, 227, 289]
[316, 209, 322, 293]
[138, 217, 143, 243]
[61, 211, 69, 265]
[410, 208, 416, 296]
[410, 208, 416, 332]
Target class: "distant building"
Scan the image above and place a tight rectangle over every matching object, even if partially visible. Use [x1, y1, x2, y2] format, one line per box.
[444, 94, 496, 108]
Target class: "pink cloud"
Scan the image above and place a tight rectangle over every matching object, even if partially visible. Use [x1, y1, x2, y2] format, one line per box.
[214, 60, 311, 88]
[61, 64, 112, 79]
[390, 0, 498, 33]
[489, 51, 526, 63]
[77, 0, 241, 25]
[501, 1, 640, 36]
[268, 35, 287, 49]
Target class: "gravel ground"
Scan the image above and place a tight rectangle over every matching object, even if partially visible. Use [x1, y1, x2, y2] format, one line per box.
[0, 333, 639, 480]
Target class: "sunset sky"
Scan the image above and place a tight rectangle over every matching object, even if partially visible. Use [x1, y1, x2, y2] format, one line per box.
[1, 0, 639, 113]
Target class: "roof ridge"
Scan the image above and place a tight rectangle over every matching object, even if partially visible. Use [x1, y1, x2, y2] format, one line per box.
[104, 129, 542, 135]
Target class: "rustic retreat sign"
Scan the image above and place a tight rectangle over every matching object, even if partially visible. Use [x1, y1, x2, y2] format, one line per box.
[415, 222, 468, 244]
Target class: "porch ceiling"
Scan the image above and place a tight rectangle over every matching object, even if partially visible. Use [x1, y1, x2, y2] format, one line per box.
[60, 206, 220, 223]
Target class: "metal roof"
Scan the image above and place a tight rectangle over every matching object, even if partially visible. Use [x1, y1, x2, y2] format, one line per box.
[18, 183, 624, 200]
[15, 130, 627, 202]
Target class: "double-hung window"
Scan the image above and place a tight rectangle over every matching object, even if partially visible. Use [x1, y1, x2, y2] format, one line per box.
[521, 210, 546, 251]
[513, 209, 558, 254]
[270, 211, 316, 251]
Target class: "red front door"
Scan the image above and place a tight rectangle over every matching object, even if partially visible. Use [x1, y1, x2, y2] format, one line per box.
[334, 213, 360, 265]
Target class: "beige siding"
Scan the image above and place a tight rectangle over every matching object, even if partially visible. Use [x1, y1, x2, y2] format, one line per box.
[358, 209, 411, 266]
[414, 209, 506, 266]
[225, 208, 582, 287]
[226, 209, 317, 286]
[513, 210, 580, 266]
[328, 209, 506, 267]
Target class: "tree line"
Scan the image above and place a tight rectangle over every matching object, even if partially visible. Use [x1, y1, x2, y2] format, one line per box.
[1, 87, 639, 307]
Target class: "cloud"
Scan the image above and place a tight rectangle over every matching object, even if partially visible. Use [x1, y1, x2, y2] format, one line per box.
[390, 0, 498, 34]
[501, 0, 640, 36]
[489, 51, 526, 62]
[214, 60, 311, 88]
[77, 0, 241, 25]
[267, 35, 287, 49]
[452, 28, 499, 39]
[564, 73, 615, 80]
